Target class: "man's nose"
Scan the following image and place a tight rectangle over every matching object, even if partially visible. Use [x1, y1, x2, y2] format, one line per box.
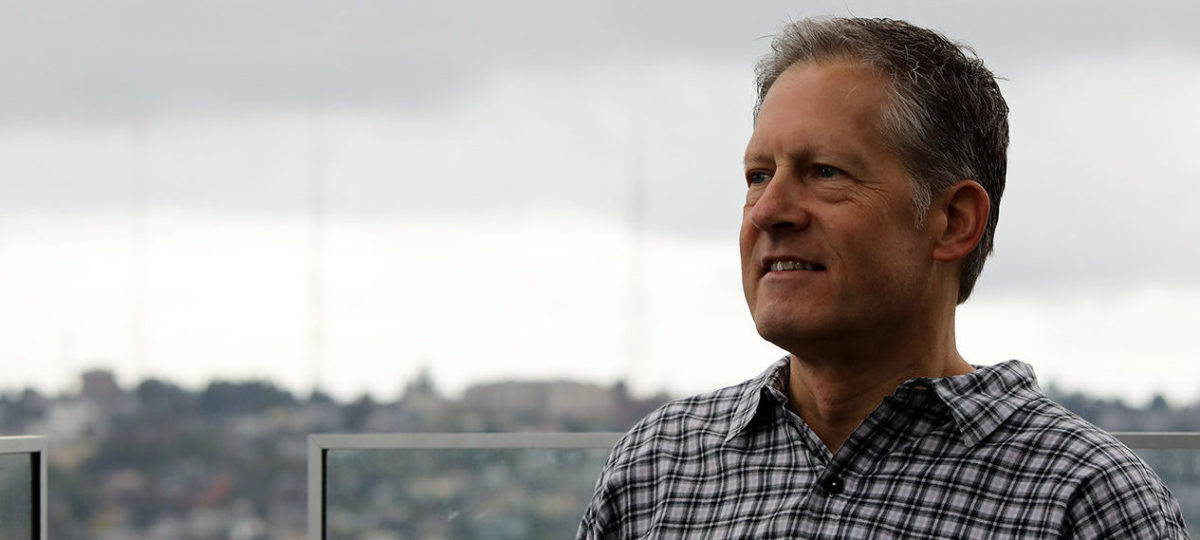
[748, 175, 810, 232]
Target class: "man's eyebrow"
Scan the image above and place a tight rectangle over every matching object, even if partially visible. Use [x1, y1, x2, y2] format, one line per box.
[743, 147, 871, 175]
[743, 152, 773, 167]
[744, 147, 816, 167]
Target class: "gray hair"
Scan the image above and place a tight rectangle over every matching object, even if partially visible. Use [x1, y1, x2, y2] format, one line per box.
[754, 17, 1009, 304]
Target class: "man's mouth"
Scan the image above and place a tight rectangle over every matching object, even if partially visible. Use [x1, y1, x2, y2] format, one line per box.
[768, 259, 826, 272]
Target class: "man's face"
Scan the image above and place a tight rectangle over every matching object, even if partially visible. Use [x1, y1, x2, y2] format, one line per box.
[740, 60, 937, 353]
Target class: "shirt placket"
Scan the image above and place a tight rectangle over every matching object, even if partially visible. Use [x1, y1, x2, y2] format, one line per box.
[805, 387, 940, 538]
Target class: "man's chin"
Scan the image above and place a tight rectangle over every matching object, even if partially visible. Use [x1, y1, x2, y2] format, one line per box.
[754, 319, 830, 352]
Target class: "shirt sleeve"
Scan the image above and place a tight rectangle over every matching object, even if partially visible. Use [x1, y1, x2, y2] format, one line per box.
[576, 493, 610, 540]
[1062, 454, 1191, 539]
[576, 441, 626, 540]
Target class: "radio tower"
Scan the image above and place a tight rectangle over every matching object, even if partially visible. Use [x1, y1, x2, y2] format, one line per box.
[129, 121, 148, 384]
[626, 117, 647, 385]
[307, 109, 326, 396]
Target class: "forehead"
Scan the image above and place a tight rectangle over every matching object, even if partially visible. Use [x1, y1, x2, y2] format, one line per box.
[747, 60, 892, 160]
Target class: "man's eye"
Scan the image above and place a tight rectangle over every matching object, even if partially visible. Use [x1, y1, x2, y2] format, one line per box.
[746, 171, 772, 185]
[816, 164, 842, 178]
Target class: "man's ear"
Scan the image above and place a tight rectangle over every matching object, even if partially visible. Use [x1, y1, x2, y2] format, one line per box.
[932, 180, 990, 262]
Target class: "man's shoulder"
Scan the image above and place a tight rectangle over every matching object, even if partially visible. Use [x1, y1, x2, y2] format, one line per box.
[948, 361, 1150, 472]
[997, 394, 1148, 469]
[576, 373, 772, 539]
[991, 394, 1188, 533]
[988, 391, 1185, 518]
[607, 370, 768, 464]
[627, 377, 754, 435]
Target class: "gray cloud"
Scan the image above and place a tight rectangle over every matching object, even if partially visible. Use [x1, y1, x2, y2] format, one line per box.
[3, 1, 1199, 122]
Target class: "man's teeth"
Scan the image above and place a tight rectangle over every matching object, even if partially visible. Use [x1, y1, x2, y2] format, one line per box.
[770, 260, 823, 271]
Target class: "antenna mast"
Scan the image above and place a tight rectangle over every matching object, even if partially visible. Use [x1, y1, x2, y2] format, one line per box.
[129, 122, 148, 384]
[307, 109, 326, 395]
[627, 115, 647, 385]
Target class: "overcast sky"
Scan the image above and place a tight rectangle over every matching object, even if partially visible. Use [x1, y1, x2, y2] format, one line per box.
[2, 1, 1198, 403]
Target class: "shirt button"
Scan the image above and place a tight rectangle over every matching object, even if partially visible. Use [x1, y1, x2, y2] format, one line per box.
[821, 476, 844, 495]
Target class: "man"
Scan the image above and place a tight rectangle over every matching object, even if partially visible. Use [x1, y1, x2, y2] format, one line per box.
[577, 17, 1189, 539]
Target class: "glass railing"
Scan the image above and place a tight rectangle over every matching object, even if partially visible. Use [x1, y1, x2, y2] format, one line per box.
[309, 432, 1198, 539]
[309, 433, 620, 539]
[0, 436, 46, 540]
[1116, 433, 1200, 531]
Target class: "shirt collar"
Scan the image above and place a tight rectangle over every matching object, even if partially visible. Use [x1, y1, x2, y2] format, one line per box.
[725, 357, 790, 443]
[899, 360, 1044, 447]
[725, 358, 1044, 447]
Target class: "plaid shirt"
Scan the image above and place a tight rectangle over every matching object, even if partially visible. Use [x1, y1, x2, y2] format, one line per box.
[578, 359, 1189, 539]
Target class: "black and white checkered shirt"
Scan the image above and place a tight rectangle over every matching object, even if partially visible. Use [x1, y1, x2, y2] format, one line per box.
[578, 359, 1189, 538]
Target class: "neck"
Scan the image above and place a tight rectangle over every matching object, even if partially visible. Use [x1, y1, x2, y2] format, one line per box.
[784, 308, 973, 453]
